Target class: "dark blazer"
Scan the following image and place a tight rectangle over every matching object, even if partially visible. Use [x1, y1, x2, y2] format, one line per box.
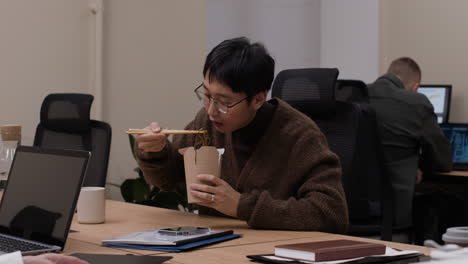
[368, 74, 452, 228]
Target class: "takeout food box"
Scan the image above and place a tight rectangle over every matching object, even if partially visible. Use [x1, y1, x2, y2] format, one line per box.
[0, 125, 21, 141]
[178, 146, 221, 203]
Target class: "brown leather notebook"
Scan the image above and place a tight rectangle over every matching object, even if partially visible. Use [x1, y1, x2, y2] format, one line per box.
[274, 239, 386, 262]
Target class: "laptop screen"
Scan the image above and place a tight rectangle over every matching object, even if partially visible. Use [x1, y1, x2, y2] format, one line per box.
[0, 146, 89, 248]
[441, 124, 468, 164]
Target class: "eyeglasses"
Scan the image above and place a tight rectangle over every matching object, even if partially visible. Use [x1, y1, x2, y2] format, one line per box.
[194, 83, 249, 114]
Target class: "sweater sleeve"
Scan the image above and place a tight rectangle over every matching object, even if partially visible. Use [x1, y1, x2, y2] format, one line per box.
[237, 131, 349, 234]
[135, 122, 197, 191]
[419, 102, 452, 172]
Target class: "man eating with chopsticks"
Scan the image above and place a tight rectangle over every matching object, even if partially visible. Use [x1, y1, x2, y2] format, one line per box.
[134, 37, 348, 233]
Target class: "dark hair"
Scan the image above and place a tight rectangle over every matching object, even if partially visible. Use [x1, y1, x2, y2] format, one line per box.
[387, 57, 421, 89]
[203, 37, 275, 99]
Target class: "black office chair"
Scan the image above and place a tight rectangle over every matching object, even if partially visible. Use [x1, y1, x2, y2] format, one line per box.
[33, 93, 112, 187]
[336, 79, 417, 241]
[345, 103, 394, 241]
[335, 79, 370, 103]
[272, 68, 393, 241]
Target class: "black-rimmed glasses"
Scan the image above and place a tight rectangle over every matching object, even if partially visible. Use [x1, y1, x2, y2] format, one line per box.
[194, 83, 249, 114]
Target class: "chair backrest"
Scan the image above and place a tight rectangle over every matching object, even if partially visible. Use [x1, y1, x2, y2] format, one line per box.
[33, 93, 112, 187]
[272, 68, 361, 184]
[272, 68, 339, 118]
[345, 103, 393, 240]
[335, 79, 370, 103]
[272, 69, 393, 240]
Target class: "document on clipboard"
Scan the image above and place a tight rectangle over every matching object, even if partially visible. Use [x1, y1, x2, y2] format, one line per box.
[102, 227, 234, 246]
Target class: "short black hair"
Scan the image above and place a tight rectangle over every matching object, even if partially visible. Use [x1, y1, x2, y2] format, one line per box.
[203, 37, 275, 99]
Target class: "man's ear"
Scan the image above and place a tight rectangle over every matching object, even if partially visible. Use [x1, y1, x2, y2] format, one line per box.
[410, 81, 420, 92]
[253, 91, 267, 110]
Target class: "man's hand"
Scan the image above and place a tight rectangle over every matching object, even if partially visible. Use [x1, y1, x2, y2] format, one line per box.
[135, 122, 168, 152]
[23, 253, 89, 264]
[190, 174, 241, 218]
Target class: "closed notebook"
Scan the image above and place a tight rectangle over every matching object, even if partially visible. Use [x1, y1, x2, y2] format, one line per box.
[102, 229, 233, 246]
[275, 239, 386, 262]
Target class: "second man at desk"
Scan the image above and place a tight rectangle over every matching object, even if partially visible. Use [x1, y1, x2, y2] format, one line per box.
[368, 57, 452, 229]
[135, 37, 348, 233]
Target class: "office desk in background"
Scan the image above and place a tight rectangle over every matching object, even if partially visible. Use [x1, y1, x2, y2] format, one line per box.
[65, 200, 431, 263]
[436, 170, 468, 177]
[426, 170, 468, 225]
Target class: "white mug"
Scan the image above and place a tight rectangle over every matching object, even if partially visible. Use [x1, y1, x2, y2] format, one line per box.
[77, 187, 106, 224]
[442, 226, 468, 247]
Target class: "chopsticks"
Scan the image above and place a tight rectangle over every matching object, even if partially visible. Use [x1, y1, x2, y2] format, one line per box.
[126, 129, 208, 135]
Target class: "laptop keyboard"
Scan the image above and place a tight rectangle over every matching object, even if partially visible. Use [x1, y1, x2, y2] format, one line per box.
[0, 235, 49, 253]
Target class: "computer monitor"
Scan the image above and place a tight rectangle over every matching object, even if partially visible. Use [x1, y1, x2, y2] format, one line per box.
[440, 123, 468, 170]
[417, 85, 452, 124]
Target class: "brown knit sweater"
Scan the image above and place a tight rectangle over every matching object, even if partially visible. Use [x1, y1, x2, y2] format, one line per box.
[136, 98, 348, 233]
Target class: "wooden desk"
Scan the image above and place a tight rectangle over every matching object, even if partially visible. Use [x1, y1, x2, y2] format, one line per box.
[64, 238, 135, 255]
[69, 200, 333, 254]
[154, 236, 431, 264]
[68, 200, 431, 262]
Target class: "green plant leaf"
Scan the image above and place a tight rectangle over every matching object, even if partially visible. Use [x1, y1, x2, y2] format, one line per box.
[174, 182, 189, 207]
[120, 178, 150, 203]
[148, 185, 161, 199]
[122, 133, 192, 212]
[151, 191, 185, 210]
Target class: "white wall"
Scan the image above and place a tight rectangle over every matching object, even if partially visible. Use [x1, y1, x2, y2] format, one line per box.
[320, 0, 379, 83]
[0, 0, 91, 145]
[207, 0, 322, 76]
[207, 0, 379, 83]
[380, 0, 468, 123]
[206, 0, 249, 51]
[0, 0, 205, 200]
[103, 0, 206, 198]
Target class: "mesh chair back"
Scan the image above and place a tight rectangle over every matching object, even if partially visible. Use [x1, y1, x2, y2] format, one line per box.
[335, 79, 370, 103]
[34, 93, 111, 187]
[313, 103, 357, 183]
[272, 68, 339, 117]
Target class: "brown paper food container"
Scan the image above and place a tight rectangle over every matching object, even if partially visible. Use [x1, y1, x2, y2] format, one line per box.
[178, 146, 221, 203]
[0, 125, 21, 142]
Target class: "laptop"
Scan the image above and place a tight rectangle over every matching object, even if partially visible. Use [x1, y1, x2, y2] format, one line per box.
[440, 123, 468, 170]
[0, 146, 89, 255]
